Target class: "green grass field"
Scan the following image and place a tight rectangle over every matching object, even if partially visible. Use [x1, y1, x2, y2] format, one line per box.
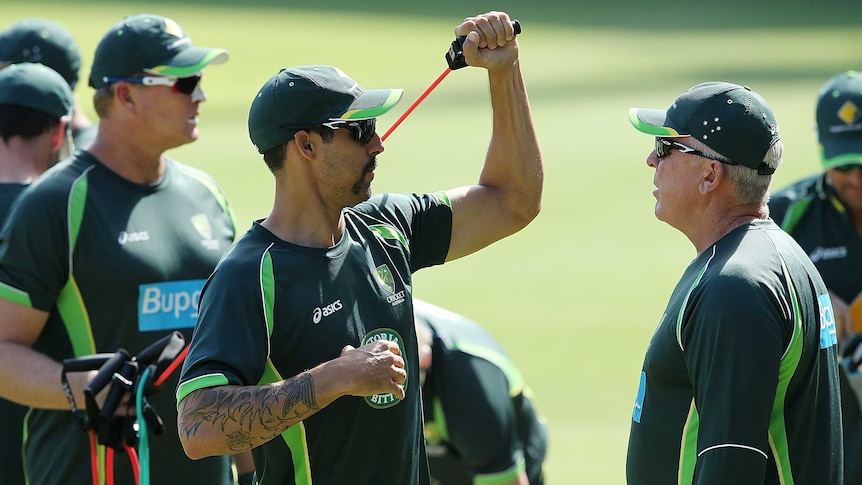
[3, 1, 861, 482]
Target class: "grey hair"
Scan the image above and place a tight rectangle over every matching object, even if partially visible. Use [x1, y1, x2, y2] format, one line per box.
[688, 138, 783, 205]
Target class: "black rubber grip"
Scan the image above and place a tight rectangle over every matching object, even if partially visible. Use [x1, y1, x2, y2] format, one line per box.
[446, 20, 521, 70]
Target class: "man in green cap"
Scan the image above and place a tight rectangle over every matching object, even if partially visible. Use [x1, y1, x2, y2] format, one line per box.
[0, 61, 72, 483]
[0, 14, 238, 485]
[0, 18, 96, 148]
[176, 10, 542, 485]
[626, 82, 842, 484]
[769, 70, 862, 485]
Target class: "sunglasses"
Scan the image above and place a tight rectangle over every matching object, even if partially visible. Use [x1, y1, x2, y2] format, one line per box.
[655, 138, 713, 159]
[101, 74, 202, 95]
[281, 118, 377, 145]
[835, 164, 862, 173]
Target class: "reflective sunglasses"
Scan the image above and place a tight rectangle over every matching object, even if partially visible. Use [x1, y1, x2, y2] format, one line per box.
[655, 138, 715, 159]
[835, 164, 862, 173]
[281, 118, 377, 145]
[101, 74, 202, 95]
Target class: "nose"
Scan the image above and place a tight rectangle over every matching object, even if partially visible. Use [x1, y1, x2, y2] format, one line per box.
[647, 150, 660, 168]
[368, 132, 384, 156]
[191, 83, 206, 103]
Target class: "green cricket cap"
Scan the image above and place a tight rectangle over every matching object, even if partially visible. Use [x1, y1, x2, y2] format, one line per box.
[248, 65, 403, 153]
[0, 18, 81, 89]
[629, 82, 780, 175]
[816, 71, 862, 170]
[89, 14, 229, 89]
[0, 62, 73, 120]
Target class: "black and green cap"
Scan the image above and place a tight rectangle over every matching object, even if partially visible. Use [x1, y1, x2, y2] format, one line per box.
[816, 71, 862, 170]
[0, 18, 81, 89]
[0, 62, 73, 120]
[629, 82, 780, 175]
[248, 65, 403, 153]
[89, 14, 229, 89]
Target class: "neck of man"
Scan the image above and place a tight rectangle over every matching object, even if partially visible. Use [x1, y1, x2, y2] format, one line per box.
[688, 204, 768, 255]
[0, 137, 54, 184]
[86, 129, 167, 185]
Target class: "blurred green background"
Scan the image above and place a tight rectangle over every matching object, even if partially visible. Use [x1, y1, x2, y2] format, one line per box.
[3, 1, 860, 482]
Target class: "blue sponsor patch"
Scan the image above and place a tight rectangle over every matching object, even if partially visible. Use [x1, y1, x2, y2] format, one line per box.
[138, 279, 205, 332]
[818, 293, 838, 349]
[632, 371, 646, 423]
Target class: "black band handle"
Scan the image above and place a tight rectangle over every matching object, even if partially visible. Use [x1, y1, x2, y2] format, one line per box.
[445, 20, 521, 70]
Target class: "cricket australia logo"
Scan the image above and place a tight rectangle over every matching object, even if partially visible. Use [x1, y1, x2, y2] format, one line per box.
[362, 328, 407, 409]
[191, 213, 220, 251]
[375, 264, 406, 306]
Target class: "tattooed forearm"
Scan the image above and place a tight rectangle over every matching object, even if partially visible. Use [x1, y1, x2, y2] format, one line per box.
[179, 372, 319, 451]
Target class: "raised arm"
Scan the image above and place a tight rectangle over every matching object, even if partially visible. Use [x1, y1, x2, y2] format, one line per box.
[445, 11, 543, 262]
[177, 340, 407, 458]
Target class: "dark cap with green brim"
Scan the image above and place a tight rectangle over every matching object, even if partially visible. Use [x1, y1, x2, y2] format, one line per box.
[89, 14, 228, 89]
[248, 65, 403, 153]
[816, 71, 862, 170]
[0, 18, 81, 89]
[0, 62, 73, 120]
[629, 82, 780, 175]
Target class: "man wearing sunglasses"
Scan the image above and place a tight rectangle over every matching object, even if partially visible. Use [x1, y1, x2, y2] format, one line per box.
[176, 10, 542, 485]
[0, 14, 240, 485]
[769, 70, 862, 485]
[626, 82, 842, 484]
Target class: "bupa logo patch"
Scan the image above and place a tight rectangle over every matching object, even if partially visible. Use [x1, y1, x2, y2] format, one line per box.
[819, 293, 838, 349]
[138, 279, 205, 331]
[362, 328, 407, 409]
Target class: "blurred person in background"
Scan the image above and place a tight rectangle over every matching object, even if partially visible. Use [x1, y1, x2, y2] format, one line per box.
[769, 69, 862, 485]
[0, 61, 72, 483]
[414, 298, 548, 485]
[0, 18, 97, 148]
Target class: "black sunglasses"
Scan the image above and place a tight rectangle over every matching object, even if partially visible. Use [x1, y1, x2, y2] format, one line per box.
[835, 164, 862, 173]
[101, 74, 202, 96]
[281, 118, 377, 145]
[655, 138, 722, 161]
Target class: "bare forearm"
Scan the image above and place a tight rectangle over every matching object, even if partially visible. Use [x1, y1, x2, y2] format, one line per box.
[179, 372, 330, 458]
[0, 342, 71, 409]
[484, 61, 543, 223]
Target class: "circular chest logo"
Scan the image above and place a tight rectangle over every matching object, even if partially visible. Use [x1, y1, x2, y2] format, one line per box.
[362, 328, 408, 409]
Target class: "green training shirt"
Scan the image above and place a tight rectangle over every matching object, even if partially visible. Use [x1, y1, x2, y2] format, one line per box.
[0, 182, 29, 484]
[177, 192, 453, 485]
[626, 220, 843, 484]
[770, 172, 862, 484]
[415, 299, 547, 485]
[0, 150, 237, 485]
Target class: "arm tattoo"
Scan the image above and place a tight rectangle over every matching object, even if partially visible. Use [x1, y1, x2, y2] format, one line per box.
[180, 372, 318, 452]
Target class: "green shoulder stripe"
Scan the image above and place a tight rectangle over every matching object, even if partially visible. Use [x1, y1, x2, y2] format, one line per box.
[57, 167, 97, 357]
[767, 254, 804, 483]
[452, 341, 525, 397]
[175, 163, 237, 235]
[432, 190, 451, 208]
[778, 197, 814, 235]
[369, 224, 408, 251]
